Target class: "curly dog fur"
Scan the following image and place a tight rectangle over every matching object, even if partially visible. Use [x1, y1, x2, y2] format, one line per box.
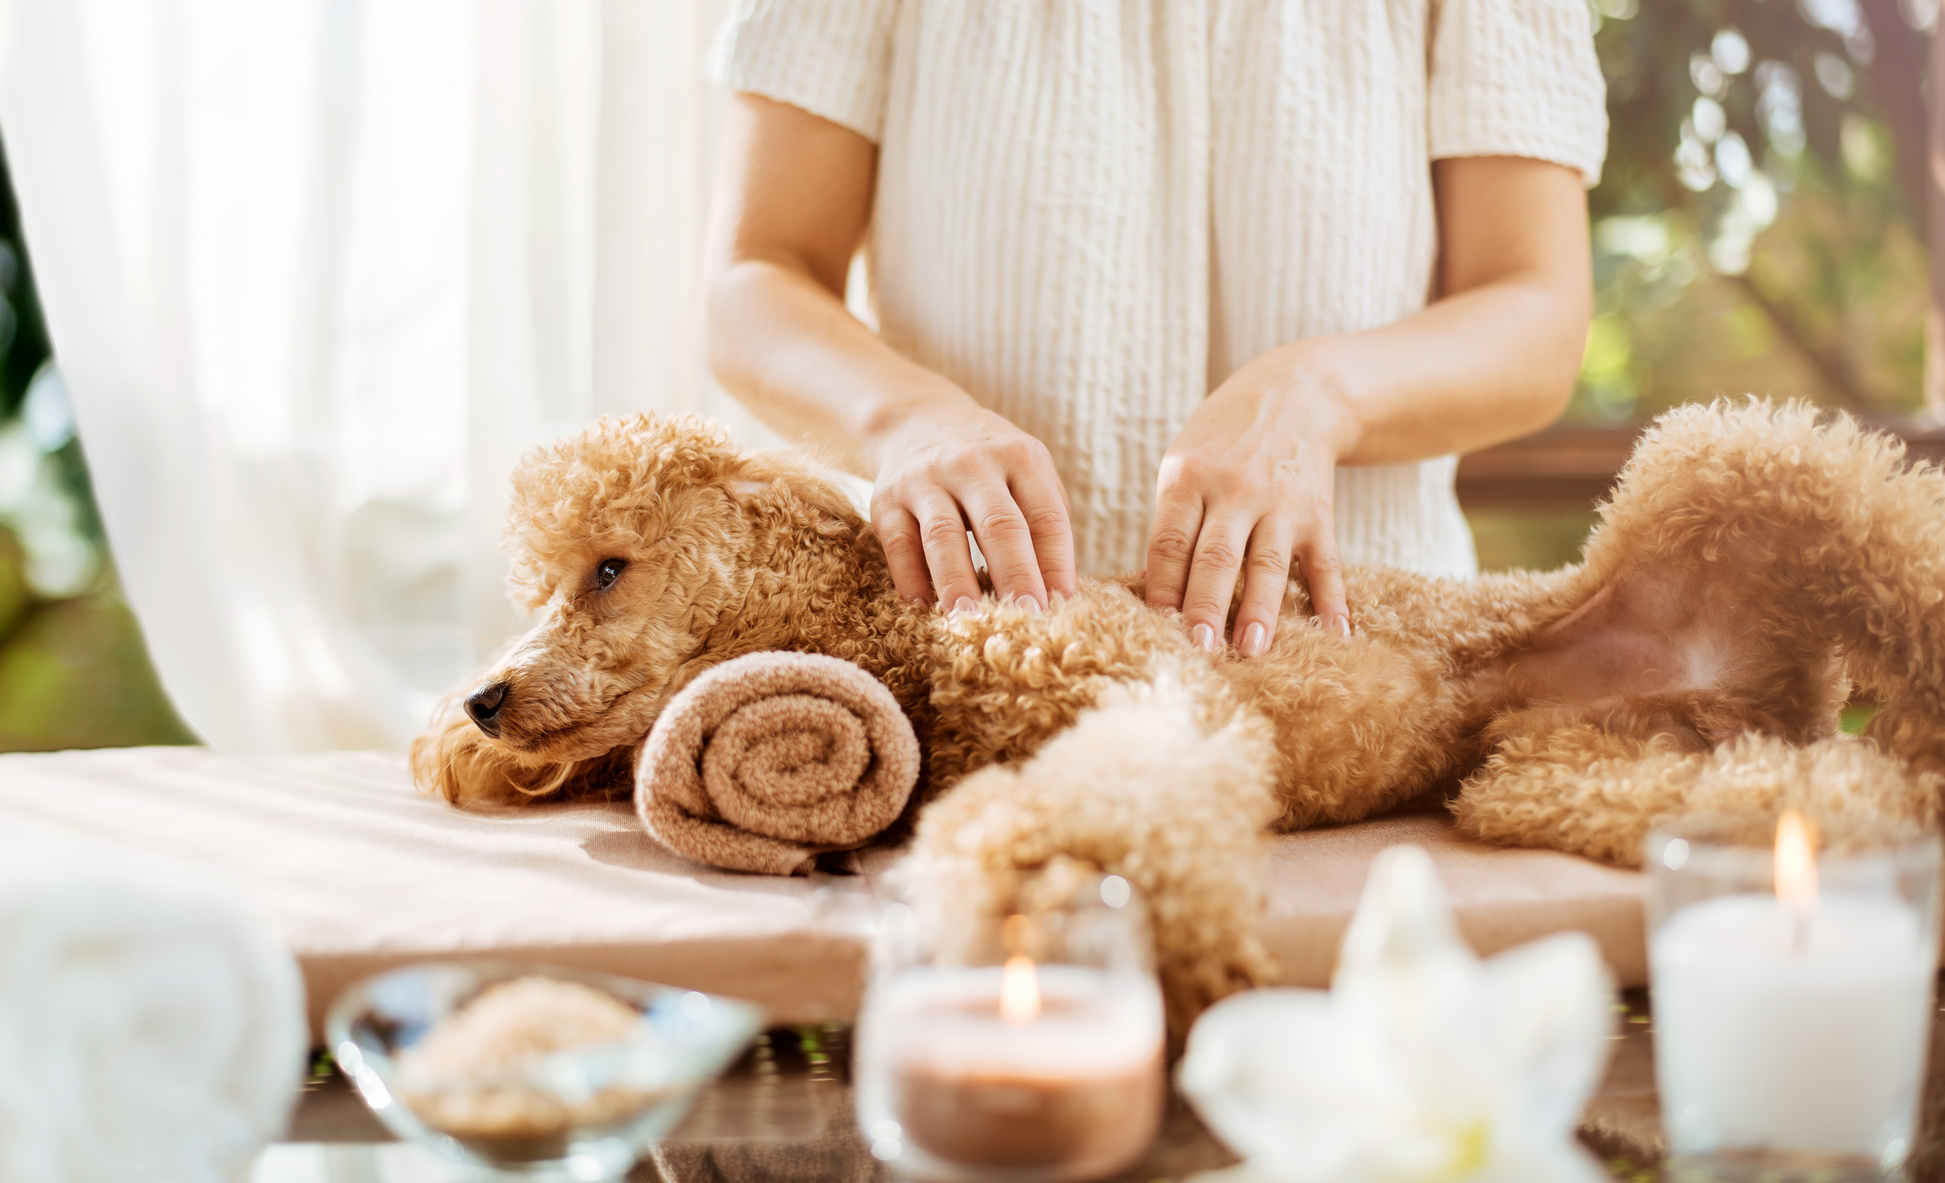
[411, 399, 1945, 1025]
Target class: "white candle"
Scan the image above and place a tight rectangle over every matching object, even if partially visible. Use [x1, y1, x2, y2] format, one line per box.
[1652, 890, 1933, 1158]
[855, 963, 1164, 1182]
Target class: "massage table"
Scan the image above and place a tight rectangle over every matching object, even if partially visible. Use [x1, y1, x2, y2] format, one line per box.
[0, 746, 1644, 1040]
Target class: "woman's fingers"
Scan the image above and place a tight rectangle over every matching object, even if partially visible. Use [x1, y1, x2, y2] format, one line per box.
[1013, 468, 1078, 602]
[870, 418, 1077, 615]
[1143, 365, 1356, 654]
[962, 492, 1049, 610]
[912, 495, 985, 612]
[875, 503, 937, 605]
[1144, 479, 1202, 614]
[1147, 479, 1344, 655]
[1178, 517, 1248, 652]
[1233, 519, 1297, 657]
[1298, 527, 1351, 636]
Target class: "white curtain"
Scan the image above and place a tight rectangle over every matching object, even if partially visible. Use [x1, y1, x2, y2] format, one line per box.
[0, 0, 769, 750]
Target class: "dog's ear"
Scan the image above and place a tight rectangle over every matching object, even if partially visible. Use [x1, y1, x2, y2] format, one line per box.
[728, 451, 868, 534]
[509, 413, 744, 524]
[621, 413, 744, 490]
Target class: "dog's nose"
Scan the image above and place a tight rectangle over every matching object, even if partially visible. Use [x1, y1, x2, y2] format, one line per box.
[464, 681, 511, 737]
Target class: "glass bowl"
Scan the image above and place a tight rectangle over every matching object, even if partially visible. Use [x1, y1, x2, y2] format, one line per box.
[325, 960, 764, 1181]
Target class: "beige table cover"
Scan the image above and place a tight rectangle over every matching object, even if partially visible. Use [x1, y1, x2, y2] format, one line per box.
[0, 747, 1643, 1040]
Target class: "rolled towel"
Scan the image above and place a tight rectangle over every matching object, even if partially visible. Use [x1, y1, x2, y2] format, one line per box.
[0, 826, 307, 1183]
[636, 651, 921, 875]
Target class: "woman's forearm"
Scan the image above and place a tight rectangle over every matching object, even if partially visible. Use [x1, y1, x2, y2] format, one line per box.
[1261, 268, 1589, 468]
[1266, 155, 1592, 469]
[705, 255, 974, 478]
[708, 252, 1079, 608]
[703, 94, 1079, 608]
[1145, 157, 1591, 650]
[702, 92, 980, 479]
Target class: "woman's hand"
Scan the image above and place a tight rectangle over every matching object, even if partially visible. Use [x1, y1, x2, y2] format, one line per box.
[1144, 350, 1355, 656]
[1144, 157, 1597, 657]
[867, 398, 1078, 613]
[703, 95, 1077, 613]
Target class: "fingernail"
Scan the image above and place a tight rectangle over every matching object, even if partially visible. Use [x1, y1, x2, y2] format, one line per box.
[1018, 596, 1041, 615]
[953, 596, 978, 616]
[1240, 621, 1267, 657]
[1334, 615, 1353, 638]
[1191, 622, 1219, 652]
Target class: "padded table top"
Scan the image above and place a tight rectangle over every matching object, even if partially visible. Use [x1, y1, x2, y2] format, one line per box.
[0, 747, 1644, 1039]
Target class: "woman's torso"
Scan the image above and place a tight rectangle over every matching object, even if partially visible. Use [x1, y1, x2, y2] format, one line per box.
[865, 1, 1474, 578]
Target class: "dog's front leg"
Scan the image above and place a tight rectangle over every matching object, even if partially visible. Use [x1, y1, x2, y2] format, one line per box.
[896, 676, 1281, 1040]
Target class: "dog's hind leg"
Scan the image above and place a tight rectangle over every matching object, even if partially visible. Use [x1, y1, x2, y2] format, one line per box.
[1452, 722, 1939, 866]
[1578, 400, 1945, 772]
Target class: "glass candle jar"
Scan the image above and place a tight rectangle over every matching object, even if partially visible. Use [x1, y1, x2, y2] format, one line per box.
[854, 870, 1166, 1183]
[1645, 811, 1940, 1177]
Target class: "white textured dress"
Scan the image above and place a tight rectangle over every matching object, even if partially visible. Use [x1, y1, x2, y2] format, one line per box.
[715, 0, 1608, 579]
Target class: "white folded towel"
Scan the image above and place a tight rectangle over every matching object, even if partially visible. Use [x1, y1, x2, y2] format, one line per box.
[0, 826, 306, 1183]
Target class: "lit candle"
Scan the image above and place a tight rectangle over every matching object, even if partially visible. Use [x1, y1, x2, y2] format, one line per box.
[1651, 811, 1935, 1165]
[856, 911, 1165, 1182]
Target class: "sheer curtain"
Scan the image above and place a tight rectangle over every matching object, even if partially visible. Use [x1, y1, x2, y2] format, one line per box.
[0, 0, 764, 750]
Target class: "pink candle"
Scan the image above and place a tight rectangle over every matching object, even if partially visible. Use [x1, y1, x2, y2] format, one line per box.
[858, 960, 1164, 1182]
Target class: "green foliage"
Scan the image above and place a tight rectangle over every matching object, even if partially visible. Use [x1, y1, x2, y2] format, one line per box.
[1574, 0, 1931, 423]
[1466, 508, 1601, 573]
[0, 149, 49, 421]
[0, 140, 193, 750]
[0, 591, 195, 750]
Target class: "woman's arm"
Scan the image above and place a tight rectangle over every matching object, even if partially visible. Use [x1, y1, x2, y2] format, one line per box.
[703, 94, 1078, 612]
[1144, 156, 1593, 656]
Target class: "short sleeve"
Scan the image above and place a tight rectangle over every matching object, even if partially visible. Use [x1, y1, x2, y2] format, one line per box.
[709, 0, 901, 143]
[1428, 0, 1609, 187]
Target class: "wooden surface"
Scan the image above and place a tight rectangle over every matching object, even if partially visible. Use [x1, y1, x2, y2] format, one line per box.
[1454, 420, 1945, 512]
[263, 983, 1945, 1181]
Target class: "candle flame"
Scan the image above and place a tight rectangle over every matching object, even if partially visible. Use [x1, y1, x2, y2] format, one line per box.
[999, 954, 1040, 1023]
[1774, 809, 1818, 912]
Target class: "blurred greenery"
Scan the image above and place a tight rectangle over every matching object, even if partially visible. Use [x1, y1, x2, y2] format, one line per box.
[1467, 507, 1604, 573]
[1474, 0, 1934, 571]
[0, 0, 1934, 741]
[1572, 0, 1931, 425]
[0, 140, 194, 752]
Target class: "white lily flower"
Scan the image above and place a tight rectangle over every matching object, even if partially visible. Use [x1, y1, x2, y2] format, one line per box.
[1178, 845, 1615, 1183]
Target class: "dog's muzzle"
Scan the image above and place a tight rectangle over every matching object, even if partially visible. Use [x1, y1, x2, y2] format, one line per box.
[465, 681, 511, 738]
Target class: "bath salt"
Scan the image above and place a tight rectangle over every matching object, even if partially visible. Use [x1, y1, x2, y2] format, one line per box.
[397, 976, 659, 1148]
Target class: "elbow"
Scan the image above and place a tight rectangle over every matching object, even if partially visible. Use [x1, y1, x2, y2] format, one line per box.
[703, 248, 846, 396]
[1519, 280, 1592, 435]
[704, 255, 779, 398]
[1532, 343, 1579, 432]
[702, 261, 744, 394]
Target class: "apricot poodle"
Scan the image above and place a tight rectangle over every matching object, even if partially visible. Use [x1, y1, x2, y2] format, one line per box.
[412, 400, 1945, 1027]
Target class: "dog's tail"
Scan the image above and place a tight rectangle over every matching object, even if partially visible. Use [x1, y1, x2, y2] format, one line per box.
[1588, 398, 1945, 776]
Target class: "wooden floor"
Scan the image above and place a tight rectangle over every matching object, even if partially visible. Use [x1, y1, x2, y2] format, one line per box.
[265, 983, 1945, 1182]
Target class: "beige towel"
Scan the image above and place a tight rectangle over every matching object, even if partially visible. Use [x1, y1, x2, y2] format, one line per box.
[635, 651, 921, 875]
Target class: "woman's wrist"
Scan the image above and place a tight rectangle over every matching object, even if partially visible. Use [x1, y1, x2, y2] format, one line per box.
[1231, 339, 1365, 466]
[858, 381, 988, 477]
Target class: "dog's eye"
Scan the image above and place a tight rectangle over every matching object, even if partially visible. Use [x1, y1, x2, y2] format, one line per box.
[595, 558, 628, 590]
